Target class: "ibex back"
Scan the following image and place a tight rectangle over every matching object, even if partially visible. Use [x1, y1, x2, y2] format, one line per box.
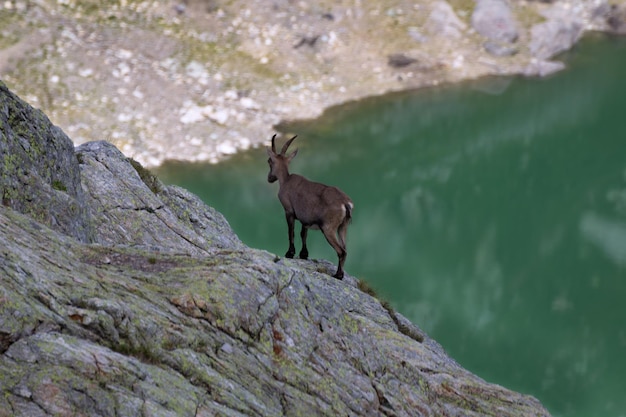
[266, 134, 353, 279]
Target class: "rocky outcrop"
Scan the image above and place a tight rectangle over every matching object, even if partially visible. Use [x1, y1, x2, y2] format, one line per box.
[76, 140, 241, 254]
[0, 82, 553, 415]
[529, 5, 584, 60]
[0, 82, 91, 242]
[524, 0, 625, 75]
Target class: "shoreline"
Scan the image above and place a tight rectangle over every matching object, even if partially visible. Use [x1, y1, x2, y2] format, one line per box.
[1, 0, 625, 167]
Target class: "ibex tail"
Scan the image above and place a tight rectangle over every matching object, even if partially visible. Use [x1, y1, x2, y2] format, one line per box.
[344, 202, 353, 224]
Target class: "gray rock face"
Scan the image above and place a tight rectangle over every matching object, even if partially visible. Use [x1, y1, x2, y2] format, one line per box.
[0, 81, 92, 242]
[0, 84, 552, 416]
[472, 0, 520, 44]
[529, 18, 584, 60]
[76, 140, 242, 254]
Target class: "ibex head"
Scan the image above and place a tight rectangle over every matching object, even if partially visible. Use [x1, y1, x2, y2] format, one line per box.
[266, 134, 298, 183]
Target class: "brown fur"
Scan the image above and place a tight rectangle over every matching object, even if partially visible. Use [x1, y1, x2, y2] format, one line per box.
[267, 134, 353, 279]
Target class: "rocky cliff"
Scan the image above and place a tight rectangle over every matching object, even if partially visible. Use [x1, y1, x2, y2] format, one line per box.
[0, 82, 551, 416]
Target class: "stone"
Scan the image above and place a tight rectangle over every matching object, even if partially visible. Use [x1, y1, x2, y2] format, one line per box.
[472, 0, 519, 44]
[408, 27, 428, 42]
[483, 40, 519, 57]
[207, 108, 230, 125]
[529, 18, 583, 60]
[179, 103, 208, 124]
[240, 97, 260, 110]
[523, 59, 566, 77]
[425, 1, 467, 39]
[387, 53, 417, 68]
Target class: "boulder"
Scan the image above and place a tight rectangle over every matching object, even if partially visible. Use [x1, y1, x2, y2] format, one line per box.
[387, 53, 418, 68]
[529, 17, 584, 60]
[483, 40, 519, 57]
[523, 59, 566, 77]
[425, 1, 467, 39]
[471, 0, 519, 44]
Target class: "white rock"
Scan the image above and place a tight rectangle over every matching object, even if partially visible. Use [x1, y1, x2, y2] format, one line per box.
[240, 97, 259, 110]
[186, 61, 208, 79]
[207, 109, 229, 125]
[224, 90, 238, 100]
[117, 113, 132, 122]
[239, 137, 251, 150]
[190, 137, 203, 146]
[180, 105, 207, 124]
[217, 141, 237, 155]
[116, 49, 133, 60]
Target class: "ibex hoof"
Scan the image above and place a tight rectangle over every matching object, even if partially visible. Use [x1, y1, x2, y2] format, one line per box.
[333, 271, 344, 280]
[299, 250, 308, 260]
[285, 251, 295, 259]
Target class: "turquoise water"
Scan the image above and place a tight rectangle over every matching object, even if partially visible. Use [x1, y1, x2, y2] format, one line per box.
[156, 35, 626, 416]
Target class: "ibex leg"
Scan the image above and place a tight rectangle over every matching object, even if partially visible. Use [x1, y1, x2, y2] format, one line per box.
[338, 220, 348, 249]
[285, 212, 296, 258]
[299, 224, 309, 260]
[321, 225, 346, 279]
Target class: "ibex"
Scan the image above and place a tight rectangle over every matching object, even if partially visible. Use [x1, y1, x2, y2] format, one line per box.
[266, 134, 353, 279]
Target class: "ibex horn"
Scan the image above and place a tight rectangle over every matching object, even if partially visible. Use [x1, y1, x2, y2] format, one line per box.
[271, 134, 277, 153]
[281, 135, 298, 155]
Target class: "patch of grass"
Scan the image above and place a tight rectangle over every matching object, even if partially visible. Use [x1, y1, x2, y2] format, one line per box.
[357, 279, 380, 298]
[52, 179, 67, 192]
[112, 340, 161, 365]
[129, 157, 163, 194]
[358, 279, 424, 343]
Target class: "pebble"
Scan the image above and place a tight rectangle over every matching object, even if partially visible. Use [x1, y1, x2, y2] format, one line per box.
[207, 109, 229, 125]
[240, 97, 259, 110]
[216, 141, 237, 155]
[220, 343, 234, 354]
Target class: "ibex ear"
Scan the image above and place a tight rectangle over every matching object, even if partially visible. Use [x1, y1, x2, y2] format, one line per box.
[266, 147, 274, 157]
[287, 148, 298, 161]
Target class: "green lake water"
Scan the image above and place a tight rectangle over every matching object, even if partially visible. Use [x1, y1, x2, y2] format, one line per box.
[156, 35, 626, 417]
